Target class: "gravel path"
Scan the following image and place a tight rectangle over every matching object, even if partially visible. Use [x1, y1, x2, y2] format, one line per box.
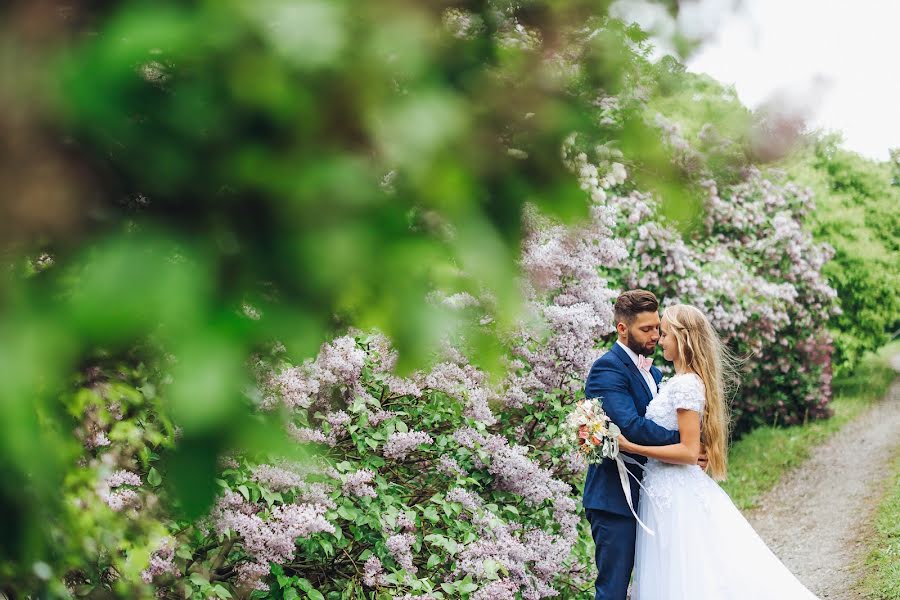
[745, 375, 900, 598]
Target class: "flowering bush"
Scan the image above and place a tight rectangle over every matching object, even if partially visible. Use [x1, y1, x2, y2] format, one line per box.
[50, 332, 595, 599]
[0, 3, 852, 599]
[604, 167, 838, 432]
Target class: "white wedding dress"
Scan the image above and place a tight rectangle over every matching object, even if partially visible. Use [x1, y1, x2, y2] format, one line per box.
[633, 373, 820, 599]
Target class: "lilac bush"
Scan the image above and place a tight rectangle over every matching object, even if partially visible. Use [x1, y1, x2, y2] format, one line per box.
[35, 10, 844, 600]
[603, 167, 837, 432]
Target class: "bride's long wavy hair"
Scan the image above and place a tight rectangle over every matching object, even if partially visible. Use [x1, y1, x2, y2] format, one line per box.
[661, 304, 740, 481]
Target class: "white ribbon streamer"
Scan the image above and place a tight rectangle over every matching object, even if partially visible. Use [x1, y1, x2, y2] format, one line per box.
[615, 454, 658, 536]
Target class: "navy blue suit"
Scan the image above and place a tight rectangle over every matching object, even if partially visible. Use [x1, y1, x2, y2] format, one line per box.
[582, 343, 680, 600]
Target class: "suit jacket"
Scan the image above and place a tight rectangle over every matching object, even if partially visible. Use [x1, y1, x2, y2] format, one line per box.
[581, 343, 680, 516]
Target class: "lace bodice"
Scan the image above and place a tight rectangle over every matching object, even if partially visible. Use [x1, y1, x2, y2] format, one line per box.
[641, 373, 709, 510]
[645, 373, 705, 429]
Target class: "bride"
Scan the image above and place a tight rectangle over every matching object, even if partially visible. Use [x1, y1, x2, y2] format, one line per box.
[617, 304, 820, 599]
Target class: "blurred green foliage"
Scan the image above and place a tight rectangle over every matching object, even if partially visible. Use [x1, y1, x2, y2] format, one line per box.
[0, 0, 699, 592]
[780, 134, 900, 374]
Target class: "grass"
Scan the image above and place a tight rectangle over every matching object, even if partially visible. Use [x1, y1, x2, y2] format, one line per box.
[858, 448, 900, 600]
[722, 341, 899, 510]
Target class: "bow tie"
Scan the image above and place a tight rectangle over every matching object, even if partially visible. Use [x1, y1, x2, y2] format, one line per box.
[637, 355, 653, 372]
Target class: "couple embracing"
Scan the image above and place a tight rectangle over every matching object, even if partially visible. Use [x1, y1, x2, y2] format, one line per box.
[583, 290, 819, 599]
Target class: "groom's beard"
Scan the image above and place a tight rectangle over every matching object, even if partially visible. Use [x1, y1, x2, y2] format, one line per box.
[625, 331, 655, 357]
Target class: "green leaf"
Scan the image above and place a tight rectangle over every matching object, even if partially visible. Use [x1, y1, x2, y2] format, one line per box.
[459, 581, 478, 594]
[336, 505, 358, 520]
[147, 466, 162, 487]
[423, 506, 439, 523]
[318, 538, 334, 556]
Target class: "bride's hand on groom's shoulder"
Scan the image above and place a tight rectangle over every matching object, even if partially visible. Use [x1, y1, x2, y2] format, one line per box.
[697, 444, 709, 470]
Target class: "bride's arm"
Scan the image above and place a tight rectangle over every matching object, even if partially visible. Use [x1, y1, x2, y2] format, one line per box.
[617, 409, 701, 466]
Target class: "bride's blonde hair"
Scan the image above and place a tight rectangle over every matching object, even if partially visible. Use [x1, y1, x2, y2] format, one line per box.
[661, 304, 739, 481]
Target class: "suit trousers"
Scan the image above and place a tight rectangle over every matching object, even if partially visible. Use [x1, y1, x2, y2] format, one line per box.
[585, 508, 637, 600]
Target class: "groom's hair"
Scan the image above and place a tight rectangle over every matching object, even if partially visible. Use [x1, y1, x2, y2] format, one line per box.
[614, 290, 659, 326]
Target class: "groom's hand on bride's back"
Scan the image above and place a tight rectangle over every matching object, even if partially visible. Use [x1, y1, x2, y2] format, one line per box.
[697, 445, 709, 470]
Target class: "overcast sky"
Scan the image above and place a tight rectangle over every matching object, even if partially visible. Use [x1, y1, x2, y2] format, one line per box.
[613, 0, 900, 161]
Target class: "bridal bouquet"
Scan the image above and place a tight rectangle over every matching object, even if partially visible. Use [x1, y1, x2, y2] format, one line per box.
[567, 398, 655, 534]
[567, 398, 621, 464]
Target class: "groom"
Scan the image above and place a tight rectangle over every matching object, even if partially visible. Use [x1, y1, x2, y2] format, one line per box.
[582, 290, 704, 599]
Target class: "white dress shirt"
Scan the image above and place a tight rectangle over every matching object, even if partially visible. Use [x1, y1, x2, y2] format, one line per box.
[616, 340, 658, 397]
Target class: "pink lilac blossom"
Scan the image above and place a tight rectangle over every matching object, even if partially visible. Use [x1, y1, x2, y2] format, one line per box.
[472, 579, 519, 600]
[561, 449, 588, 474]
[454, 516, 559, 599]
[273, 363, 320, 410]
[362, 556, 385, 587]
[342, 469, 376, 498]
[106, 470, 142, 488]
[382, 431, 434, 460]
[446, 487, 482, 512]
[251, 464, 306, 491]
[295, 481, 337, 510]
[385, 532, 417, 574]
[396, 512, 415, 532]
[213, 493, 335, 590]
[436, 455, 467, 477]
[463, 388, 497, 426]
[324, 410, 351, 443]
[368, 409, 397, 426]
[235, 561, 270, 592]
[517, 200, 621, 393]
[316, 336, 366, 388]
[603, 161, 836, 430]
[141, 538, 177, 584]
[287, 423, 328, 445]
[383, 375, 422, 398]
[98, 470, 142, 511]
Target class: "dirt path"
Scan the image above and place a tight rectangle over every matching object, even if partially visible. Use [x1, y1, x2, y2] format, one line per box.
[745, 376, 900, 598]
